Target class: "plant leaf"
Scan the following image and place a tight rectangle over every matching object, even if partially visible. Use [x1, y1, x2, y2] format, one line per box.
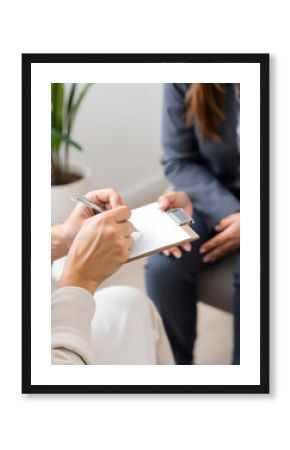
[70, 83, 93, 126]
[51, 83, 64, 151]
[66, 83, 76, 132]
[54, 83, 64, 131]
[51, 128, 82, 150]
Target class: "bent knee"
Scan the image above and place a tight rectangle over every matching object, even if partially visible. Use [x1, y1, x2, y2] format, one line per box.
[94, 285, 151, 315]
[145, 253, 184, 279]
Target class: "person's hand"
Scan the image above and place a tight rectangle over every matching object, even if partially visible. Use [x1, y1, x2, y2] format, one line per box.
[62, 188, 123, 252]
[158, 191, 193, 259]
[59, 206, 134, 294]
[200, 212, 240, 263]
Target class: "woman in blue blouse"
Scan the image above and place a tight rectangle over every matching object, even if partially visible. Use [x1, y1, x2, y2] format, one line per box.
[145, 83, 240, 365]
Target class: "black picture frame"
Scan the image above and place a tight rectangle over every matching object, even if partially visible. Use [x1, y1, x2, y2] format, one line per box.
[22, 53, 269, 394]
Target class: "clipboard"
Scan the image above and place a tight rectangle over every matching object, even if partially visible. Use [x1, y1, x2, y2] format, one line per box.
[128, 202, 199, 262]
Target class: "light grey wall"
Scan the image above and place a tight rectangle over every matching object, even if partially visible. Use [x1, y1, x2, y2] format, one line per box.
[69, 83, 168, 207]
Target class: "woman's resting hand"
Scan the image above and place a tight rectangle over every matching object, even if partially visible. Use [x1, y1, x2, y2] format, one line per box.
[200, 212, 240, 263]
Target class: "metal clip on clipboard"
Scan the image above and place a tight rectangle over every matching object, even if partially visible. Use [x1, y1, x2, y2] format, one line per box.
[167, 208, 194, 227]
[165, 208, 198, 245]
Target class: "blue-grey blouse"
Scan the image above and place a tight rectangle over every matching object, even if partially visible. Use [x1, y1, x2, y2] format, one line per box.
[161, 83, 240, 230]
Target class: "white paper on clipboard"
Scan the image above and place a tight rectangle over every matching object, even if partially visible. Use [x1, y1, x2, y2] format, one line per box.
[128, 202, 198, 262]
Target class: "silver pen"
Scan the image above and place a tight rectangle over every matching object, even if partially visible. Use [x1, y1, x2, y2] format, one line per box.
[70, 193, 139, 232]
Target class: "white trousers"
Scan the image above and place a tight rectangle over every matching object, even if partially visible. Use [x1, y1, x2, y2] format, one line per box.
[92, 286, 175, 365]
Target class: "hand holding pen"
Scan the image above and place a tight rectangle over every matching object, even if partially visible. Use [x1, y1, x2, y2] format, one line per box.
[71, 192, 138, 232]
[55, 188, 134, 253]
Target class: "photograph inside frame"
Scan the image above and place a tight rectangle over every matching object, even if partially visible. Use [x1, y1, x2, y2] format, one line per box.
[51, 82, 241, 367]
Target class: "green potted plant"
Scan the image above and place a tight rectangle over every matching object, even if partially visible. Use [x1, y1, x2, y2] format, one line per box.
[51, 83, 92, 224]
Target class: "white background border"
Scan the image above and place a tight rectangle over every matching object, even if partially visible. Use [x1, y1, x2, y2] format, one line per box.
[5, 0, 290, 447]
[30, 61, 261, 386]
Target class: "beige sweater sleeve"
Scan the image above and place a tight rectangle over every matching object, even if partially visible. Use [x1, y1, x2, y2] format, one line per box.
[51, 286, 96, 365]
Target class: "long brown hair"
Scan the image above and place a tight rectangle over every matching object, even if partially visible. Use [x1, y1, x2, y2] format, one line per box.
[185, 83, 226, 141]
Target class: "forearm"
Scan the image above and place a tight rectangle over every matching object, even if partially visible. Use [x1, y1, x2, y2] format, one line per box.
[51, 223, 69, 262]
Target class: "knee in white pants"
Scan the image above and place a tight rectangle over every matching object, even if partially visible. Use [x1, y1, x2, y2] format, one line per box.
[93, 285, 151, 317]
[92, 286, 156, 364]
[92, 285, 174, 364]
